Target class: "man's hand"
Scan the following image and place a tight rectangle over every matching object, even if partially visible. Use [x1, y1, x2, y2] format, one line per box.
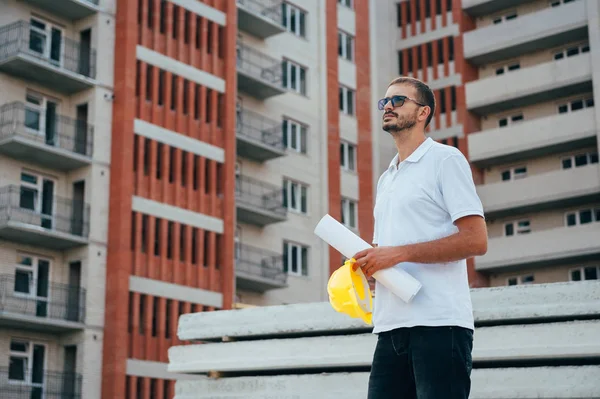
[352, 246, 405, 278]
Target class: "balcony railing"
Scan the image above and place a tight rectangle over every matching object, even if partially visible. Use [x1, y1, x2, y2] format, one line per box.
[236, 42, 282, 87]
[235, 175, 286, 217]
[0, 185, 90, 238]
[0, 367, 82, 399]
[235, 243, 287, 284]
[237, 0, 282, 24]
[0, 101, 94, 158]
[0, 20, 96, 79]
[236, 108, 284, 150]
[0, 274, 86, 324]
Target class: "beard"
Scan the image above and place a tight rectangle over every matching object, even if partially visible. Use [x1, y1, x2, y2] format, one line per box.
[382, 110, 418, 134]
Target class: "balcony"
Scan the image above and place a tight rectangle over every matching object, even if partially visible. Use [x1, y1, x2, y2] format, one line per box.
[20, 0, 100, 20]
[0, 102, 93, 170]
[237, 42, 285, 99]
[475, 223, 600, 272]
[0, 368, 82, 399]
[235, 243, 287, 292]
[236, 175, 287, 226]
[463, 1, 587, 65]
[477, 165, 600, 219]
[466, 53, 592, 115]
[237, 0, 285, 39]
[0, 275, 85, 332]
[0, 185, 90, 250]
[468, 108, 597, 167]
[236, 108, 285, 162]
[462, 0, 537, 17]
[0, 21, 97, 94]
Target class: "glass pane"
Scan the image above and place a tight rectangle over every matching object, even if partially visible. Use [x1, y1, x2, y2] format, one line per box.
[301, 247, 308, 276]
[590, 152, 598, 164]
[504, 223, 514, 236]
[300, 68, 306, 95]
[14, 270, 32, 294]
[349, 202, 356, 227]
[348, 145, 355, 170]
[571, 269, 581, 281]
[501, 170, 511, 181]
[21, 173, 37, 184]
[290, 65, 297, 90]
[300, 127, 307, 153]
[340, 143, 345, 167]
[291, 245, 298, 273]
[508, 278, 517, 286]
[347, 91, 354, 115]
[25, 108, 41, 131]
[282, 243, 288, 273]
[291, 124, 297, 149]
[562, 158, 572, 169]
[566, 213, 576, 226]
[300, 186, 307, 213]
[579, 209, 592, 224]
[29, 29, 46, 54]
[571, 100, 583, 111]
[290, 9, 296, 33]
[575, 154, 587, 167]
[8, 357, 26, 381]
[299, 12, 305, 37]
[584, 267, 598, 280]
[282, 120, 288, 147]
[282, 180, 287, 208]
[19, 187, 37, 210]
[522, 275, 534, 284]
[50, 28, 62, 62]
[290, 182, 297, 209]
[281, 3, 287, 26]
[18, 255, 33, 266]
[346, 36, 352, 60]
[338, 32, 343, 56]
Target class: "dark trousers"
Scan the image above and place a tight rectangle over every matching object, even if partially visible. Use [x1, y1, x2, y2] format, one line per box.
[367, 326, 474, 399]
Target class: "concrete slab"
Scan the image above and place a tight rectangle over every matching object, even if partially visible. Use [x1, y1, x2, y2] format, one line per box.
[177, 281, 600, 341]
[172, 366, 600, 398]
[168, 320, 600, 374]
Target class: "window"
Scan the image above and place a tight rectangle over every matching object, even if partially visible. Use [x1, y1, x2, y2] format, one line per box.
[498, 113, 524, 128]
[504, 220, 531, 236]
[29, 18, 62, 64]
[341, 198, 358, 229]
[550, 0, 577, 7]
[493, 11, 517, 24]
[19, 172, 55, 229]
[281, 2, 306, 38]
[24, 91, 60, 140]
[564, 207, 600, 227]
[340, 141, 356, 171]
[507, 275, 534, 286]
[282, 179, 308, 214]
[570, 266, 599, 281]
[14, 254, 51, 316]
[495, 62, 520, 75]
[282, 60, 307, 95]
[338, 31, 354, 62]
[338, 0, 352, 8]
[557, 96, 594, 114]
[282, 118, 307, 153]
[339, 86, 355, 116]
[501, 166, 527, 181]
[554, 43, 589, 60]
[561, 151, 599, 169]
[283, 241, 308, 276]
[9, 339, 46, 394]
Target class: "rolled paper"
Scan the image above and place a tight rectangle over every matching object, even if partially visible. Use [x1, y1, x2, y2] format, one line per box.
[314, 214, 422, 303]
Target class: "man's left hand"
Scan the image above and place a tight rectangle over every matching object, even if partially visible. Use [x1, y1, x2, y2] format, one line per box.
[352, 246, 404, 278]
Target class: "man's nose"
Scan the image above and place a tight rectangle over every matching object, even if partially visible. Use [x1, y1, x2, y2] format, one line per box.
[383, 101, 394, 112]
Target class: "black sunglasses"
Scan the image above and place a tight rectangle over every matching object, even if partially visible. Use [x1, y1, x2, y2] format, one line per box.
[378, 95, 426, 110]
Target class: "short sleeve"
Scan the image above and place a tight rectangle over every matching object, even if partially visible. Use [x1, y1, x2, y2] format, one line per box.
[438, 153, 485, 222]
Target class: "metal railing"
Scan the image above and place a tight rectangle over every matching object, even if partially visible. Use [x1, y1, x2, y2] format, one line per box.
[236, 107, 284, 150]
[0, 20, 96, 79]
[235, 175, 287, 217]
[0, 185, 90, 238]
[235, 243, 287, 284]
[0, 274, 86, 324]
[236, 42, 282, 86]
[237, 0, 283, 24]
[0, 367, 82, 399]
[0, 102, 94, 158]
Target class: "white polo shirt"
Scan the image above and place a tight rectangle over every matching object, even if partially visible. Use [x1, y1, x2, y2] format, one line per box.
[372, 137, 484, 333]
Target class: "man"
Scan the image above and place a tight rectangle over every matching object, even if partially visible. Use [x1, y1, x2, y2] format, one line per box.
[352, 76, 488, 399]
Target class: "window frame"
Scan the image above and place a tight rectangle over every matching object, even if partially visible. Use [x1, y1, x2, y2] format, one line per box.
[283, 240, 309, 276]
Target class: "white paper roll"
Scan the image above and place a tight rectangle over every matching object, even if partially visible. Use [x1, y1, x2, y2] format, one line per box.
[314, 214, 422, 303]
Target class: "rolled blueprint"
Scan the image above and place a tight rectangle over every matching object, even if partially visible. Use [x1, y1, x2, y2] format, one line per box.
[314, 214, 422, 303]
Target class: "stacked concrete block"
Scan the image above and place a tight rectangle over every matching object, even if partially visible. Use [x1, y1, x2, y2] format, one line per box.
[168, 281, 600, 398]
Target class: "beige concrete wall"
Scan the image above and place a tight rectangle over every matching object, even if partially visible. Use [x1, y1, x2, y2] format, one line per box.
[488, 260, 600, 287]
[479, 39, 590, 79]
[483, 145, 598, 184]
[475, 0, 548, 29]
[486, 201, 600, 238]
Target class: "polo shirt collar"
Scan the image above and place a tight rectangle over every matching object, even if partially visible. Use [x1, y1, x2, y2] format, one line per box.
[388, 137, 435, 170]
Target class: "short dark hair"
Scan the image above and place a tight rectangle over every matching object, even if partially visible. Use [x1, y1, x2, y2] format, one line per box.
[388, 77, 436, 128]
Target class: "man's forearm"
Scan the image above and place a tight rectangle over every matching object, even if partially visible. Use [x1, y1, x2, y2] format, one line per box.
[395, 231, 486, 264]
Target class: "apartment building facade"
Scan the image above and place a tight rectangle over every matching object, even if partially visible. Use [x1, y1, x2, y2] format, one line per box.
[372, 0, 600, 288]
[101, 0, 375, 397]
[233, 0, 374, 308]
[0, 0, 114, 398]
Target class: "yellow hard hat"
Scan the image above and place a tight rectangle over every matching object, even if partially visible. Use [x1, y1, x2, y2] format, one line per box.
[327, 258, 373, 325]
